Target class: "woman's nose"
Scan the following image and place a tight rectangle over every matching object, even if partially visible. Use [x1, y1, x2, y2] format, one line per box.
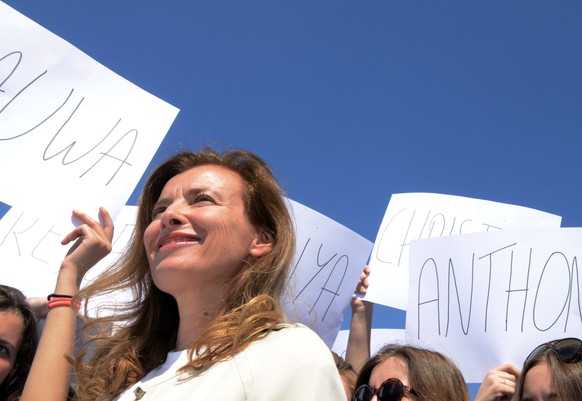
[160, 204, 185, 227]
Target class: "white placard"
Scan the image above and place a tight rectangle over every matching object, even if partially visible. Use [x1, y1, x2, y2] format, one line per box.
[0, 2, 179, 223]
[0, 206, 68, 296]
[365, 193, 562, 310]
[0, 205, 137, 298]
[281, 199, 373, 348]
[405, 228, 582, 382]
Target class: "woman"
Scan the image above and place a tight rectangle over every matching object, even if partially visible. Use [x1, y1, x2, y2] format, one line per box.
[514, 337, 582, 401]
[22, 148, 345, 401]
[352, 344, 470, 401]
[0, 285, 38, 401]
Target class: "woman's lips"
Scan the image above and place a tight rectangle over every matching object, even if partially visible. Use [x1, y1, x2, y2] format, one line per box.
[156, 232, 200, 250]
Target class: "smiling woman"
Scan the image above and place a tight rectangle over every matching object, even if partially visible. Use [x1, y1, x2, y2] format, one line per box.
[0, 285, 38, 401]
[21, 148, 345, 401]
[143, 164, 273, 308]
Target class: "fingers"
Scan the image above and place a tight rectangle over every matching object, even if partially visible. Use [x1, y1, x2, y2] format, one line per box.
[61, 208, 114, 246]
[60, 208, 114, 272]
[354, 265, 370, 295]
[476, 365, 519, 401]
[98, 206, 114, 240]
[496, 362, 521, 378]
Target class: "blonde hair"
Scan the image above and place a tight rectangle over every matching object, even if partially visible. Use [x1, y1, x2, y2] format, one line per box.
[73, 148, 295, 401]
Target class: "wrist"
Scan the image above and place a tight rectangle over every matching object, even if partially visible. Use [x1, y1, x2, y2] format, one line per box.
[47, 294, 81, 310]
[55, 263, 82, 294]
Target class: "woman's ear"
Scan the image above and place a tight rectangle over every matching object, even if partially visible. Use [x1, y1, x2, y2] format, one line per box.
[249, 229, 273, 258]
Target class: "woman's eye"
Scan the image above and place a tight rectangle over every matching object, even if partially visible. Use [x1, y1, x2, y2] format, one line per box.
[151, 206, 166, 219]
[0, 344, 9, 356]
[195, 194, 214, 204]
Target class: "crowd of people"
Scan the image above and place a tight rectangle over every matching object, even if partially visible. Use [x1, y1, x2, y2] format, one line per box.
[1, 147, 581, 401]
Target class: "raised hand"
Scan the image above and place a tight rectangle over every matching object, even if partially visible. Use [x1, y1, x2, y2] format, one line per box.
[58, 207, 114, 290]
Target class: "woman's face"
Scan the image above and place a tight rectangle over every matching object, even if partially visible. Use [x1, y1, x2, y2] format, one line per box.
[0, 310, 25, 385]
[369, 356, 415, 400]
[522, 362, 555, 401]
[143, 165, 272, 297]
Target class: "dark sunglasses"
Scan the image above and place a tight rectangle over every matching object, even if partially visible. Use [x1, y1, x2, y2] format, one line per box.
[525, 337, 582, 365]
[353, 378, 417, 401]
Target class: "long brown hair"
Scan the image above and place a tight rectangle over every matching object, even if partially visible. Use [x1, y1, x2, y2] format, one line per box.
[0, 285, 39, 401]
[73, 148, 296, 401]
[354, 344, 470, 401]
[515, 338, 582, 401]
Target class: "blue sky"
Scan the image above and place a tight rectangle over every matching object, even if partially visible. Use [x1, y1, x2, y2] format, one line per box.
[6, 0, 579, 238]
[3, 0, 582, 396]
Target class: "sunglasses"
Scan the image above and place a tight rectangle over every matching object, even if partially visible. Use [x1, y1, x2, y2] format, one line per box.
[353, 378, 417, 401]
[525, 337, 582, 365]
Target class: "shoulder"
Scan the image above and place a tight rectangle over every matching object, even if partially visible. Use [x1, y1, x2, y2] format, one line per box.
[233, 324, 345, 400]
[237, 323, 337, 373]
[257, 323, 329, 354]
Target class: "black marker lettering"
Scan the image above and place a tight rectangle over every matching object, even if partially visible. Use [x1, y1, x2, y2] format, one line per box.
[533, 252, 570, 331]
[478, 243, 517, 331]
[31, 226, 61, 264]
[446, 255, 474, 336]
[417, 258, 441, 339]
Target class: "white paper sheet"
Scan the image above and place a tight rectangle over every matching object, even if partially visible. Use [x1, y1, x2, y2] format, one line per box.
[0, 3, 179, 224]
[0, 205, 138, 298]
[365, 193, 562, 310]
[405, 228, 582, 382]
[280, 199, 373, 347]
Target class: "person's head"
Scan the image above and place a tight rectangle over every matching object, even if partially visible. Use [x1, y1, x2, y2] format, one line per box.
[75, 148, 296, 401]
[353, 344, 469, 401]
[0, 285, 39, 401]
[332, 351, 358, 400]
[515, 337, 582, 401]
[137, 148, 295, 307]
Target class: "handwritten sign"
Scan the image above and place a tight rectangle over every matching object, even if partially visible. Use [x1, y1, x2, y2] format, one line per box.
[365, 193, 562, 310]
[405, 228, 582, 382]
[281, 199, 373, 348]
[0, 206, 68, 295]
[0, 3, 179, 223]
[0, 205, 138, 298]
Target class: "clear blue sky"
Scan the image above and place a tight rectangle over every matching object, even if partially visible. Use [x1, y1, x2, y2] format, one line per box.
[3, 1, 582, 397]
